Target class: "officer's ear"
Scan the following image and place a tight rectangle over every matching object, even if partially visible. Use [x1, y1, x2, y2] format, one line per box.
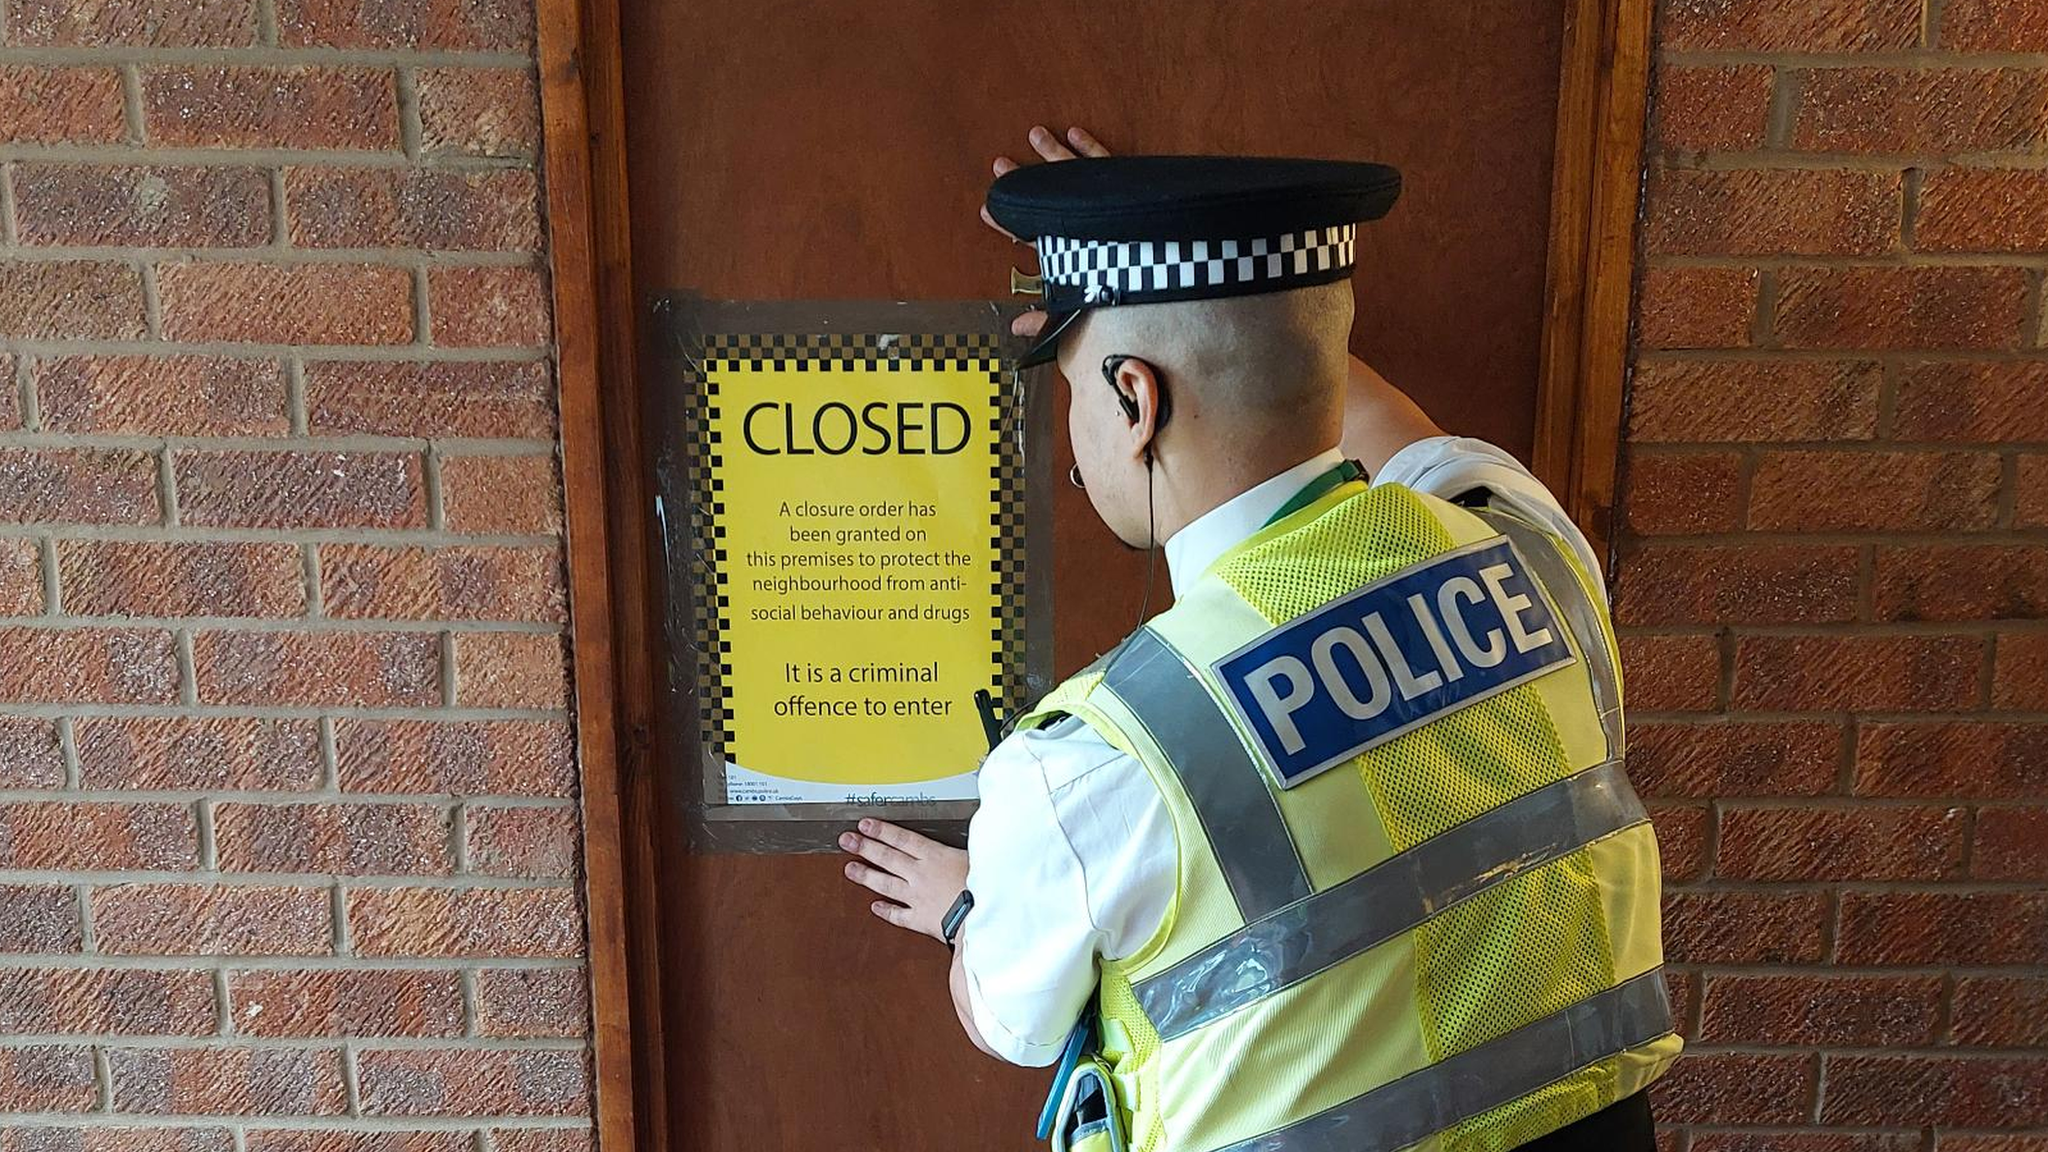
[1104, 355, 1169, 460]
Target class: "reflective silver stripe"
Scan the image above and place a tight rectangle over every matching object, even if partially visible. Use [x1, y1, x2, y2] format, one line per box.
[1103, 627, 1312, 920]
[1471, 509, 1624, 759]
[1212, 968, 1674, 1152]
[1135, 760, 1646, 1041]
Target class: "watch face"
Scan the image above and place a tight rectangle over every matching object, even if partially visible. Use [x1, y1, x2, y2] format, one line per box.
[943, 890, 975, 943]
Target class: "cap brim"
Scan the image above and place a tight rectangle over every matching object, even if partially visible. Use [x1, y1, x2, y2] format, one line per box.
[1017, 305, 1087, 369]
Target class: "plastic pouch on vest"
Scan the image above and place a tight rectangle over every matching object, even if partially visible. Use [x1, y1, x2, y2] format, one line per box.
[1050, 1062, 1128, 1152]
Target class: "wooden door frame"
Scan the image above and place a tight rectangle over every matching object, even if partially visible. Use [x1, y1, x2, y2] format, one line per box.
[535, 0, 1654, 1144]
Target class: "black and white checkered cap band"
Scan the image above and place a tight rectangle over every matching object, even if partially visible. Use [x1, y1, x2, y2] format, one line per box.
[1035, 226, 1358, 306]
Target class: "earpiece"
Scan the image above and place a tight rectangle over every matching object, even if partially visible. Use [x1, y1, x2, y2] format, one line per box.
[1102, 355, 1171, 468]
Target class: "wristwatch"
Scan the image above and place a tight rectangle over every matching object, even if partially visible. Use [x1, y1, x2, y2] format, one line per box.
[940, 889, 975, 949]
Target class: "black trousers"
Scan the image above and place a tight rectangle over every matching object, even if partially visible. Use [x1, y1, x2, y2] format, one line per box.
[1512, 1090, 1656, 1152]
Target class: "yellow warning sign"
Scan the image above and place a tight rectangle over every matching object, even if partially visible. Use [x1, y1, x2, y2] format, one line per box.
[689, 342, 1018, 805]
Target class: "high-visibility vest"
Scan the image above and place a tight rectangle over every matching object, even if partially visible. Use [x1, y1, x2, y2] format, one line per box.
[1019, 476, 1680, 1152]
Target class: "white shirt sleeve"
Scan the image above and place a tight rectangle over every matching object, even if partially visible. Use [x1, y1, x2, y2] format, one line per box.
[960, 718, 1175, 1066]
[1373, 435, 1608, 606]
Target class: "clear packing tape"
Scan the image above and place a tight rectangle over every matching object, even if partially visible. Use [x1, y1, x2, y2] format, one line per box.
[642, 296, 1055, 854]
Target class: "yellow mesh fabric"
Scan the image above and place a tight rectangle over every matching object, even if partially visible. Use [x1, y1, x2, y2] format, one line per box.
[1413, 847, 1614, 1059]
[1357, 684, 1570, 849]
[1215, 485, 1451, 625]
[1098, 964, 1166, 1152]
[1447, 1059, 1618, 1152]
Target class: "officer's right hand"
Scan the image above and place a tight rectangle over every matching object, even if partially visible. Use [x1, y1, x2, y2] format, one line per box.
[983, 126, 1112, 338]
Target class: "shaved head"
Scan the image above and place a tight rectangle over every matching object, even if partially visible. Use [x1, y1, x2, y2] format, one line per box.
[1063, 279, 1354, 428]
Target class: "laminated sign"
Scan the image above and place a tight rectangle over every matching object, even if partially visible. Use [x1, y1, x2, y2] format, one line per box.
[649, 300, 1045, 849]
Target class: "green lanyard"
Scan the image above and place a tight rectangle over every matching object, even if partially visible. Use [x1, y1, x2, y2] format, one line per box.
[1263, 459, 1365, 528]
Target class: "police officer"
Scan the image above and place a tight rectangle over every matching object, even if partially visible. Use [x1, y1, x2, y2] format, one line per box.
[839, 127, 1679, 1152]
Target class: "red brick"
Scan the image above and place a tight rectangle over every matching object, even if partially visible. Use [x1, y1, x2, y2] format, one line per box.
[334, 719, 575, 796]
[1919, 169, 2048, 253]
[0, 1127, 236, 1152]
[0, 968, 214, 1035]
[1646, 168, 1899, 256]
[216, 801, 451, 875]
[1692, 1136, 1922, 1152]
[1823, 1055, 2048, 1126]
[0, 1046, 96, 1111]
[466, 804, 578, 878]
[93, 884, 331, 956]
[227, 969, 463, 1037]
[304, 359, 553, 438]
[175, 450, 424, 529]
[1854, 722, 2048, 798]
[0, 886, 81, 952]
[9, 0, 256, 44]
[1839, 891, 2048, 965]
[428, 265, 551, 348]
[0, 262, 147, 340]
[1777, 266, 2029, 350]
[347, 887, 582, 957]
[245, 1134, 471, 1152]
[1620, 451, 1741, 535]
[1649, 1051, 1816, 1124]
[1717, 805, 1965, 880]
[36, 356, 289, 437]
[1974, 807, 2048, 880]
[1665, 890, 1828, 963]
[1951, 976, 2048, 1046]
[0, 66, 125, 145]
[440, 453, 561, 534]
[1795, 68, 2048, 154]
[1618, 633, 1721, 711]
[0, 801, 197, 870]
[357, 1048, 583, 1116]
[1896, 361, 2048, 442]
[1648, 803, 1708, 882]
[320, 544, 565, 622]
[417, 67, 539, 157]
[454, 631, 568, 709]
[12, 165, 271, 248]
[59, 541, 304, 618]
[489, 1131, 590, 1152]
[141, 66, 397, 150]
[476, 967, 588, 1037]
[75, 717, 322, 792]
[285, 168, 541, 250]
[1994, 632, 2048, 710]
[1637, 266, 1757, 349]
[1943, 0, 2048, 49]
[1749, 450, 2000, 531]
[0, 356, 17, 433]
[2021, 455, 2048, 527]
[1734, 634, 1983, 712]
[0, 628, 177, 704]
[277, 0, 529, 49]
[0, 449, 157, 525]
[107, 1046, 347, 1115]
[1615, 544, 1859, 626]
[157, 263, 414, 345]
[0, 718, 65, 789]
[1632, 720, 1843, 798]
[0, 540, 43, 616]
[1875, 545, 2048, 622]
[1628, 359, 1880, 442]
[1653, 64, 1774, 154]
[1699, 973, 1941, 1046]
[1661, 0, 1918, 50]
[193, 630, 441, 708]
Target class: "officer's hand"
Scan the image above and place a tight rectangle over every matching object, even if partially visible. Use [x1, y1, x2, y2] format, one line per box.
[839, 818, 969, 942]
[983, 126, 1112, 338]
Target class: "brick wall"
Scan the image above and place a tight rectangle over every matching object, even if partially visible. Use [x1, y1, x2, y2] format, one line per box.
[0, 0, 593, 1146]
[1623, 0, 2048, 1144]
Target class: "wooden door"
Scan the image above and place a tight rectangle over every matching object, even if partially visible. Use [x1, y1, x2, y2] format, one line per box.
[615, 1, 1568, 1146]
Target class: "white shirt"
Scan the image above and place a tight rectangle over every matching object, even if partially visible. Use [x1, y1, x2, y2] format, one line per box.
[959, 436, 1605, 1066]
